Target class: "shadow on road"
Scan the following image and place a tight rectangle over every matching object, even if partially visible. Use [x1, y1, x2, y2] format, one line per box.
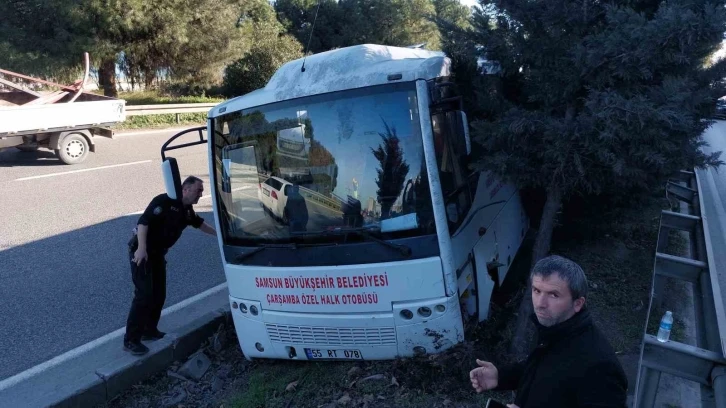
[0, 148, 65, 167]
[0, 210, 223, 381]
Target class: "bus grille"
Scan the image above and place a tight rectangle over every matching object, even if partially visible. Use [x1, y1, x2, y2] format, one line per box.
[265, 324, 397, 346]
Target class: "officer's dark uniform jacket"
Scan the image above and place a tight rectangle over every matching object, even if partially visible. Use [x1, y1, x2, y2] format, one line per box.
[129, 193, 204, 255]
[124, 193, 204, 344]
[495, 307, 628, 408]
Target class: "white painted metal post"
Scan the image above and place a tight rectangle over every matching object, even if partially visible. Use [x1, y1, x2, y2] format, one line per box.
[415, 80, 457, 297]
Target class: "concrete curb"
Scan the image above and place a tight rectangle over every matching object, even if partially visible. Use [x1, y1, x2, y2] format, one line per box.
[0, 291, 230, 408]
[83, 309, 231, 408]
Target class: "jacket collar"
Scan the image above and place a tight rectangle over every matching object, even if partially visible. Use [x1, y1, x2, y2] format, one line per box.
[166, 194, 189, 208]
[529, 307, 592, 347]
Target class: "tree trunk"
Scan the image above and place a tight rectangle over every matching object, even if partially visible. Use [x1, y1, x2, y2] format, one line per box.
[98, 57, 118, 98]
[143, 68, 156, 90]
[508, 184, 563, 359]
[531, 184, 563, 268]
[380, 202, 392, 219]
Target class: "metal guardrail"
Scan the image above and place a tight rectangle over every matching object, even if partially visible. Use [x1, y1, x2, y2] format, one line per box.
[633, 169, 726, 408]
[298, 187, 343, 212]
[124, 102, 218, 116]
[257, 173, 344, 213]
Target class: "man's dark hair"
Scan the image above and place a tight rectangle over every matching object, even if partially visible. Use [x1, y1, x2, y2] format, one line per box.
[182, 176, 203, 188]
[530, 255, 588, 300]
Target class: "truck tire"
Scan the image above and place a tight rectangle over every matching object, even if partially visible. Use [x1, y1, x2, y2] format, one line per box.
[56, 133, 89, 165]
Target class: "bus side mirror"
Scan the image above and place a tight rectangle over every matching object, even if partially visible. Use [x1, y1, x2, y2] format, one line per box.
[162, 157, 182, 200]
[458, 111, 471, 155]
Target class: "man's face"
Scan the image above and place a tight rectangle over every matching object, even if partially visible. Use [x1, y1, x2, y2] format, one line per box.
[531, 273, 585, 327]
[182, 181, 204, 205]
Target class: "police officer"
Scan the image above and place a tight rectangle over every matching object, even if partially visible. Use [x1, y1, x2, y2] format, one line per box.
[123, 176, 216, 355]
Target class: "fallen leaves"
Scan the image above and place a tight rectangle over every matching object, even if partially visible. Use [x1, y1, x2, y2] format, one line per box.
[337, 393, 352, 405]
[360, 374, 386, 382]
[347, 366, 362, 377]
[348, 373, 386, 388]
[285, 380, 299, 392]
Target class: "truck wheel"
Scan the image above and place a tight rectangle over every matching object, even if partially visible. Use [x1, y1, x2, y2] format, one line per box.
[57, 133, 89, 165]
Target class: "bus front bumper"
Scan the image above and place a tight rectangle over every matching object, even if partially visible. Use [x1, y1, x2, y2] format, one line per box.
[228, 294, 464, 361]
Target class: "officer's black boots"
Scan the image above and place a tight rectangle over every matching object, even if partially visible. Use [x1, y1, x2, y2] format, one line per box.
[142, 329, 166, 341]
[123, 340, 149, 356]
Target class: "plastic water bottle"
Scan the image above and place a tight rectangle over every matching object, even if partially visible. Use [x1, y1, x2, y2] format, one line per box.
[657, 311, 673, 342]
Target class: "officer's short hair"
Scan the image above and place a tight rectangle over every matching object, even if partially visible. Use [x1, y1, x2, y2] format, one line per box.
[531, 255, 588, 300]
[182, 176, 203, 189]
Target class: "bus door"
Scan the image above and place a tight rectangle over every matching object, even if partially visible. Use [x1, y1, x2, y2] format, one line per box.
[428, 81, 502, 322]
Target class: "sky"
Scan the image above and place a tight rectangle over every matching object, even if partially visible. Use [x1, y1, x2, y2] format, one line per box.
[459, 0, 478, 7]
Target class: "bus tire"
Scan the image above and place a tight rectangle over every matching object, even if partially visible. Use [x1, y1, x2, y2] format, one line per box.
[57, 133, 89, 165]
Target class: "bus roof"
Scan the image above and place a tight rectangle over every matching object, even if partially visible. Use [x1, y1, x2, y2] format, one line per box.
[209, 44, 449, 118]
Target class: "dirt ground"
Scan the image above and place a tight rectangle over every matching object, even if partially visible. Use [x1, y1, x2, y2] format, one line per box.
[98, 191, 670, 408]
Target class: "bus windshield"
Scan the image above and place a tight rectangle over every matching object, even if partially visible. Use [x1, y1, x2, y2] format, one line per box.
[212, 82, 436, 248]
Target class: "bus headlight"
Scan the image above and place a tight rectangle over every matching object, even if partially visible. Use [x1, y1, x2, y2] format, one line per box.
[417, 307, 432, 318]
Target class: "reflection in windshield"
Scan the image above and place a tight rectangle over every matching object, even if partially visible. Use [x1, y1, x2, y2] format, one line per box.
[213, 83, 434, 244]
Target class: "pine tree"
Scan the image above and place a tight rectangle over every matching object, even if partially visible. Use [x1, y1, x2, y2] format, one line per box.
[448, 0, 726, 356]
[468, 0, 726, 266]
[223, 0, 304, 97]
[372, 122, 411, 218]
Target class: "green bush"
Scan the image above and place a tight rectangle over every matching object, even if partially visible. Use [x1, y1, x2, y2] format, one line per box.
[120, 90, 224, 106]
[113, 113, 208, 130]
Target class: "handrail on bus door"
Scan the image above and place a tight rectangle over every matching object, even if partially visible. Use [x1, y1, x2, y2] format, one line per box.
[160, 126, 207, 161]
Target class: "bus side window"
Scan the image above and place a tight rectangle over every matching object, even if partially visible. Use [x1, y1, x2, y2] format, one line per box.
[432, 112, 473, 234]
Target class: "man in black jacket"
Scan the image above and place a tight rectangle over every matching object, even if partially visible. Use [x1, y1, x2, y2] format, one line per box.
[470, 255, 628, 407]
[123, 176, 217, 356]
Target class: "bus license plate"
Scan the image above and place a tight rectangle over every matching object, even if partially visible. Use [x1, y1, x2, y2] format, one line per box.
[304, 348, 363, 360]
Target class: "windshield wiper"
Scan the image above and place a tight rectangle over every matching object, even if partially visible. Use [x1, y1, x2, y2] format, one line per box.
[344, 228, 412, 258]
[234, 243, 297, 263]
[291, 227, 412, 258]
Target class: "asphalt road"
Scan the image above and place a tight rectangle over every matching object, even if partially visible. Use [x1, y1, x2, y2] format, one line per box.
[0, 128, 225, 381]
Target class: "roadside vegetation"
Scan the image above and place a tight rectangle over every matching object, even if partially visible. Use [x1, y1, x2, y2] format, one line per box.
[120, 91, 224, 106]
[110, 91, 224, 130]
[113, 113, 209, 130]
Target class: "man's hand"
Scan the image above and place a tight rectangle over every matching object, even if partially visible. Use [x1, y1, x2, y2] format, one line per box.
[133, 247, 148, 266]
[200, 221, 217, 237]
[470, 359, 499, 393]
[507, 405, 520, 408]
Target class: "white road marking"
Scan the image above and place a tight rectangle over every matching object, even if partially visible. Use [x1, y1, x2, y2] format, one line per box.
[0, 282, 228, 391]
[15, 160, 152, 181]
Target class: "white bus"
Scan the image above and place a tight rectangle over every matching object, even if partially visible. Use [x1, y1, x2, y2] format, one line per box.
[161, 44, 529, 361]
